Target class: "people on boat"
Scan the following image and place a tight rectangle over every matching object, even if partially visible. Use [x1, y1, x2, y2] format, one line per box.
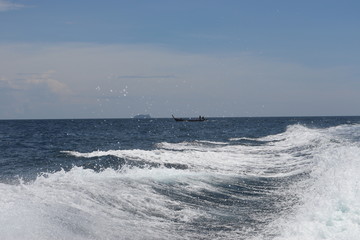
[172, 115, 205, 121]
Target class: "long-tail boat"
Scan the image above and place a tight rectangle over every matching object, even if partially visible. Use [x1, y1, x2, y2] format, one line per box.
[172, 115, 206, 122]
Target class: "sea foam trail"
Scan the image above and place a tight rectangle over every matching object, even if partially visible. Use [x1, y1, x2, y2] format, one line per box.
[3, 123, 359, 239]
[263, 124, 360, 240]
[63, 126, 318, 178]
[86, 123, 360, 240]
[0, 167, 210, 240]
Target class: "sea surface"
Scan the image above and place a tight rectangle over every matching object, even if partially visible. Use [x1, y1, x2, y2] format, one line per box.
[0, 117, 359, 240]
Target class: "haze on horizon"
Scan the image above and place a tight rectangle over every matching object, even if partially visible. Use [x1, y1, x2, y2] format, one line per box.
[1, 0, 359, 119]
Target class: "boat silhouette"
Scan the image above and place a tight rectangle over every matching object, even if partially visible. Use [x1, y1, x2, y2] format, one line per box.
[172, 115, 206, 122]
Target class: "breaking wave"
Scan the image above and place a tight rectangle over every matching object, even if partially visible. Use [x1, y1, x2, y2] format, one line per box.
[1, 123, 359, 239]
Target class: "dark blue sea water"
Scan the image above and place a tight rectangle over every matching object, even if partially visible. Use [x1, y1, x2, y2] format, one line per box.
[1, 117, 359, 239]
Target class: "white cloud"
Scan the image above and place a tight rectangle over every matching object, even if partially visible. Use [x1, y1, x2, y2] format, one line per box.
[0, 0, 24, 12]
[23, 71, 70, 95]
[1, 71, 70, 95]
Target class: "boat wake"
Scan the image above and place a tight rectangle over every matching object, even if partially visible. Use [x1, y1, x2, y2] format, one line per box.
[1, 123, 359, 239]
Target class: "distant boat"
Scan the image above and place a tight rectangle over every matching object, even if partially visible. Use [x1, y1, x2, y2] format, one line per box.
[172, 115, 206, 122]
[133, 114, 151, 119]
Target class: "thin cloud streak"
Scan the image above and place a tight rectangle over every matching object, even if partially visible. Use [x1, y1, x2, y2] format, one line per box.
[0, 0, 24, 12]
[116, 75, 176, 79]
[1, 71, 70, 95]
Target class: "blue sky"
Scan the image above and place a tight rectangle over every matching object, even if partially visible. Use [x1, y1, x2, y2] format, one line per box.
[0, 0, 359, 119]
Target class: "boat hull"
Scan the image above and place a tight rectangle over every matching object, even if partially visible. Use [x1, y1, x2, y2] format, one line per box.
[172, 115, 206, 122]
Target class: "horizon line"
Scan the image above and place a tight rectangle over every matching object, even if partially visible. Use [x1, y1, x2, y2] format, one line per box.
[1, 115, 360, 121]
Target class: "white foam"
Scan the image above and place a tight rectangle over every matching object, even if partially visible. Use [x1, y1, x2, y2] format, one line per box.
[63, 126, 317, 178]
[46, 123, 360, 239]
[266, 125, 360, 240]
[0, 166, 210, 240]
[229, 137, 259, 141]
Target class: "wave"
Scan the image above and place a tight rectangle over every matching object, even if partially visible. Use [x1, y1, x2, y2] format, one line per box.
[276, 145, 360, 240]
[261, 124, 360, 240]
[62, 124, 360, 239]
[1, 123, 359, 239]
[62, 125, 324, 178]
[0, 166, 209, 240]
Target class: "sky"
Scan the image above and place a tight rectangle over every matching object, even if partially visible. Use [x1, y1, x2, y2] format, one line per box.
[0, 0, 359, 119]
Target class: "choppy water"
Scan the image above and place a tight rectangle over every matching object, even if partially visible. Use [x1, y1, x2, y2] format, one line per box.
[0, 117, 359, 239]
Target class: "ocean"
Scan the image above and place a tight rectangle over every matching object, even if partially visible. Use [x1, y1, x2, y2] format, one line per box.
[0, 117, 359, 240]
